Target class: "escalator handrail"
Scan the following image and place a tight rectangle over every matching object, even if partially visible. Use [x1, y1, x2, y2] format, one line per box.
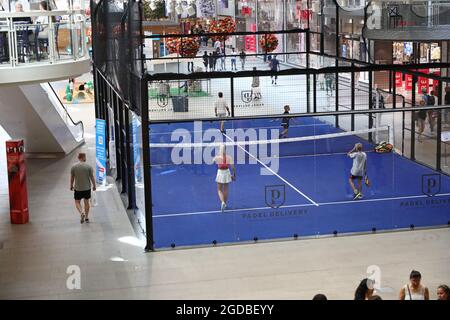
[46, 82, 84, 140]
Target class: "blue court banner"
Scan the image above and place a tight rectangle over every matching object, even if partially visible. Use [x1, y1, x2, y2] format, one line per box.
[132, 115, 142, 182]
[96, 119, 106, 184]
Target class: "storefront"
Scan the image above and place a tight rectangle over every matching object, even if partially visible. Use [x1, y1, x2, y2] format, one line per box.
[235, 0, 257, 52]
[391, 41, 442, 94]
[285, 0, 310, 65]
[256, 0, 284, 58]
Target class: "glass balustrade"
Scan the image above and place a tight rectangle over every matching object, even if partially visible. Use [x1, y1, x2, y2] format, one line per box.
[0, 3, 89, 68]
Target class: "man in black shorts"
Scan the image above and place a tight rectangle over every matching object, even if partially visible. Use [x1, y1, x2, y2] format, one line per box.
[280, 105, 290, 138]
[70, 153, 96, 223]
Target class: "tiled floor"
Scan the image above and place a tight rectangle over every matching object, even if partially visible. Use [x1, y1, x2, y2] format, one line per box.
[0, 75, 449, 300]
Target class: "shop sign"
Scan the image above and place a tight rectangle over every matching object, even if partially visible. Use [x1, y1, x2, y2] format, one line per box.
[418, 69, 429, 94]
[432, 69, 440, 92]
[395, 72, 402, 87]
[405, 74, 413, 91]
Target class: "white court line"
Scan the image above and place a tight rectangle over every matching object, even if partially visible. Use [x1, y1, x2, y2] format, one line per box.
[150, 150, 380, 167]
[153, 193, 450, 218]
[150, 123, 329, 136]
[223, 133, 319, 207]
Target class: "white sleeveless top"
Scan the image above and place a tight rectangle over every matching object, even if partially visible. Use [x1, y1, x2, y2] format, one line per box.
[404, 284, 425, 300]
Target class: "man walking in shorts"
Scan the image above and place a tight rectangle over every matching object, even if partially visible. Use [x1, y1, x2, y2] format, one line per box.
[70, 152, 96, 223]
[348, 143, 367, 200]
[215, 92, 230, 133]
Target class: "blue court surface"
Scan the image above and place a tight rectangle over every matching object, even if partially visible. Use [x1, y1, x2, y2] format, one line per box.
[149, 117, 450, 249]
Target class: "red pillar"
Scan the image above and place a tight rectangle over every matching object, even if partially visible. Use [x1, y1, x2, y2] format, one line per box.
[6, 140, 29, 224]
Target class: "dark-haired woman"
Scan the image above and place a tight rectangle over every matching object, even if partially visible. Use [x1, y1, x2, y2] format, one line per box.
[399, 270, 429, 300]
[437, 285, 450, 300]
[354, 278, 375, 300]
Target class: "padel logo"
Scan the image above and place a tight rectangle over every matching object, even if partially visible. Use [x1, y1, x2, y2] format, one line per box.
[241, 90, 262, 103]
[165, 121, 280, 175]
[422, 174, 441, 196]
[156, 94, 169, 108]
[265, 185, 285, 208]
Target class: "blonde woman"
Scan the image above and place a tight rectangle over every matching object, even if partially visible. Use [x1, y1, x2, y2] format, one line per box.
[214, 145, 236, 212]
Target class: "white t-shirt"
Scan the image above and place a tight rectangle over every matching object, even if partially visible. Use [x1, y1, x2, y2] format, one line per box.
[349, 151, 367, 177]
[215, 98, 228, 116]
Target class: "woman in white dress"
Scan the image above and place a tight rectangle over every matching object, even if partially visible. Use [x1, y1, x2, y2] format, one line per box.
[399, 270, 430, 300]
[214, 145, 236, 212]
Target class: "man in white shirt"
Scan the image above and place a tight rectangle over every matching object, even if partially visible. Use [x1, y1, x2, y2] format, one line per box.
[214, 92, 230, 133]
[348, 143, 367, 200]
[214, 39, 221, 51]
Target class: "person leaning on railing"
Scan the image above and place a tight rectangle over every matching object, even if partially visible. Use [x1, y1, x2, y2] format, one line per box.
[35, 1, 55, 40]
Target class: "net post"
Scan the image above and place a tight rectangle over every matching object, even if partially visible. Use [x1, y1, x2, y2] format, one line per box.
[402, 98, 405, 155]
[437, 80, 443, 171]
[231, 77, 235, 118]
[368, 70, 373, 142]
[393, 71, 397, 109]
[141, 76, 154, 252]
[313, 73, 317, 113]
[306, 30, 311, 113]
[410, 75, 417, 161]
[437, 108, 442, 171]
[351, 63, 355, 131]
[335, 5, 340, 129]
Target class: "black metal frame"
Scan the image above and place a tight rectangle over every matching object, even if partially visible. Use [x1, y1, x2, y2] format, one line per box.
[91, 1, 450, 250]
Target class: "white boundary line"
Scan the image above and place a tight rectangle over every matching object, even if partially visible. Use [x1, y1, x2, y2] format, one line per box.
[150, 122, 329, 136]
[150, 150, 381, 167]
[153, 193, 450, 218]
[225, 132, 320, 206]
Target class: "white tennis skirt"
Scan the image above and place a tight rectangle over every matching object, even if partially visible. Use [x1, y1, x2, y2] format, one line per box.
[216, 169, 232, 184]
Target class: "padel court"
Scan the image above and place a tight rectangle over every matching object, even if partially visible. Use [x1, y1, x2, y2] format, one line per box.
[149, 116, 450, 249]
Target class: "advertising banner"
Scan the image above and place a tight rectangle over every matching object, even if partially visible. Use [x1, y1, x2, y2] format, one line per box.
[405, 74, 413, 91]
[418, 69, 429, 94]
[432, 69, 441, 93]
[6, 140, 29, 224]
[96, 119, 106, 184]
[395, 72, 402, 87]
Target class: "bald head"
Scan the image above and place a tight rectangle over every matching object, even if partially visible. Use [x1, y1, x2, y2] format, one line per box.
[15, 2, 23, 12]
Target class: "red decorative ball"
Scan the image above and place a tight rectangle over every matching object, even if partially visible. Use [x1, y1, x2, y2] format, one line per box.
[209, 17, 236, 42]
[165, 35, 200, 58]
[259, 34, 279, 53]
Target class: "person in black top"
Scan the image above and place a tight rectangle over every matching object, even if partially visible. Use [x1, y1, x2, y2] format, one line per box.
[270, 55, 280, 85]
[239, 49, 246, 70]
[208, 52, 214, 71]
[280, 105, 291, 138]
[212, 49, 219, 71]
[202, 51, 209, 71]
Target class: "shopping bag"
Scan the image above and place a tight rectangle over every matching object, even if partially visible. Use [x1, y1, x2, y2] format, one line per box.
[90, 191, 98, 207]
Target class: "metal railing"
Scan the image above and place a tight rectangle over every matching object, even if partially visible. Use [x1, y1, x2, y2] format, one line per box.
[0, 9, 88, 67]
[366, 0, 450, 30]
[41, 82, 84, 142]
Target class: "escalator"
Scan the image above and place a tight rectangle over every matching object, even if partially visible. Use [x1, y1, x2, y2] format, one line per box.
[0, 82, 84, 155]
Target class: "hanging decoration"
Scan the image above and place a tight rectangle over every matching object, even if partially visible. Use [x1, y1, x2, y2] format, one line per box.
[198, 0, 216, 17]
[259, 34, 279, 53]
[165, 35, 200, 57]
[208, 16, 236, 42]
